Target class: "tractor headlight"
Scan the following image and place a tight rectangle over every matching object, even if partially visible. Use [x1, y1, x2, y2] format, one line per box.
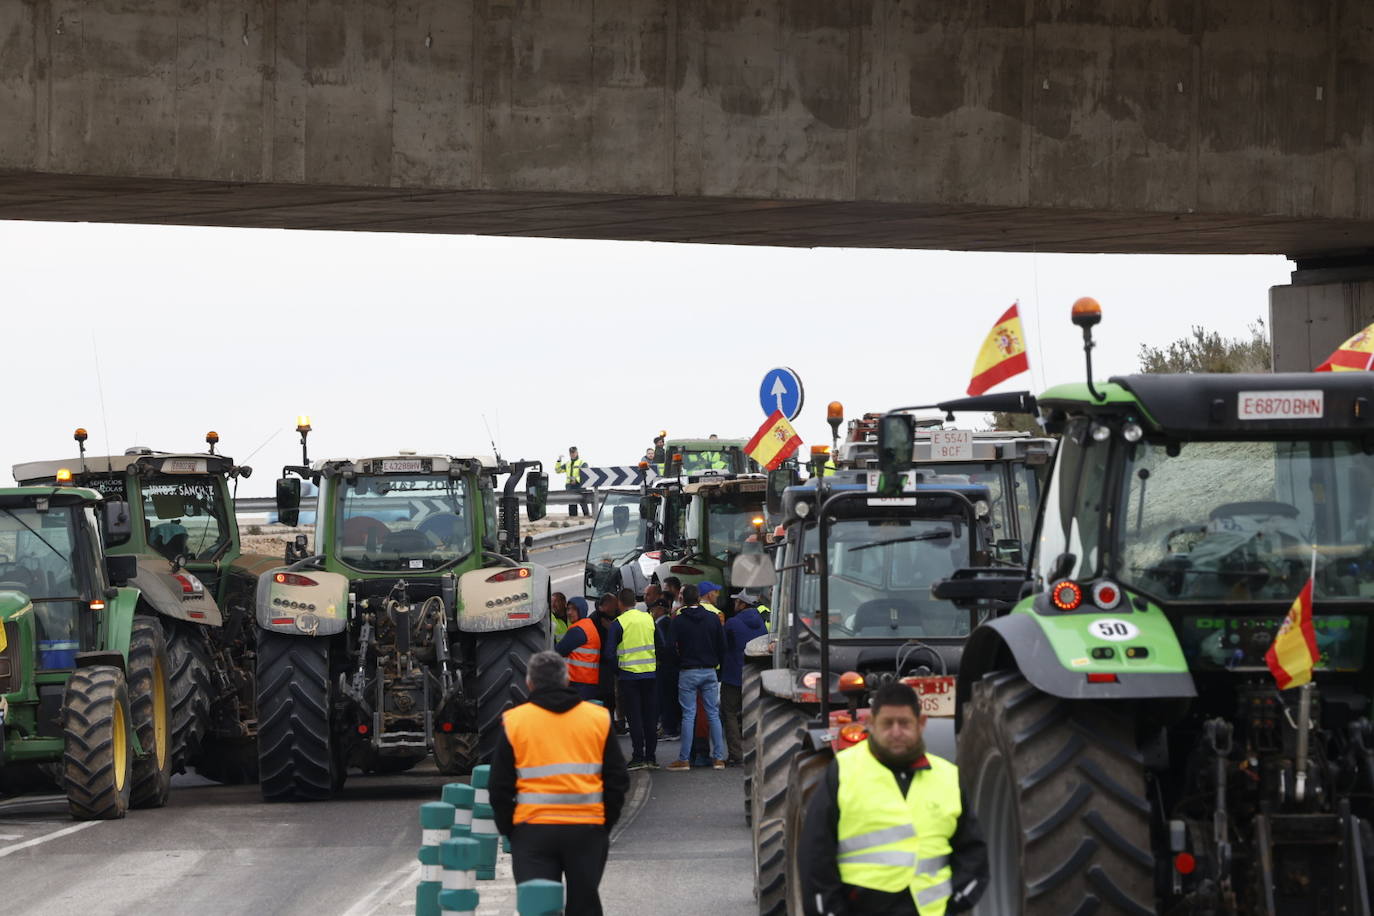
[1122, 422, 1143, 443]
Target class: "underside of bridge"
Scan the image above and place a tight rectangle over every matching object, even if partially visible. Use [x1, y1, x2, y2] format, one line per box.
[2, 171, 1373, 255]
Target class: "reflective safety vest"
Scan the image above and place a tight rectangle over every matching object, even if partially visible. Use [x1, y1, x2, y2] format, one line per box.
[615, 608, 656, 674]
[553, 616, 569, 639]
[756, 604, 772, 626]
[556, 457, 587, 485]
[836, 741, 960, 916]
[703, 601, 724, 623]
[565, 618, 602, 685]
[503, 700, 610, 825]
[702, 450, 726, 470]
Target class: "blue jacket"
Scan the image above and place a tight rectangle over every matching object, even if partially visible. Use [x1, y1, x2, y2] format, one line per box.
[722, 607, 768, 687]
[671, 605, 725, 671]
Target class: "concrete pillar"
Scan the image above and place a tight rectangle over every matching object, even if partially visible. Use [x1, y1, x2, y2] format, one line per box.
[1269, 255, 1374, 371]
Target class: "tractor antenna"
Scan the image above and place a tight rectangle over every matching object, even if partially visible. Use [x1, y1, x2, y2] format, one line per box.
[1071, 297, 1107, 402]
[482, 414, 503, 465]
[90, 333, 114, 471]
[241, 427, 282, 464]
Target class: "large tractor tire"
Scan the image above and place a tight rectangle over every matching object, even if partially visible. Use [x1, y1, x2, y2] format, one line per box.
[162, 620, 213, 773]
[960, 670, 1156, 916]
[474, 624, 545, 762]
[191, 737, 259, 785]
[784, 747, 833, 916]
[434, 731, 480, 775]
[752, 694, 807, 916]
[61, 666, 133, 820]
[741, 662, 764, 827]
[127, 617, 173, 808]
[256, 631, 335, 802]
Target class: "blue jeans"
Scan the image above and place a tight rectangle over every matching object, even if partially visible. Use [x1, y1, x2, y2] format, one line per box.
[677, 668, 725, 762]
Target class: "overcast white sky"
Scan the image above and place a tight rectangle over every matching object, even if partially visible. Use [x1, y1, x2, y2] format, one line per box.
[0, 220, 1290, 496]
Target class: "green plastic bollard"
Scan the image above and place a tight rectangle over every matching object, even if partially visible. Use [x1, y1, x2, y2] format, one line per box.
[471, 803, 499, 881]
[416, 845, 442, 916]
[420, 801, 457, 847]
[516, 878, 565, 916]
[438, 888, 480, 915]
[439, 838, 480, 914]
[471, 765, 491, 808]
[445, 783, 475, 837]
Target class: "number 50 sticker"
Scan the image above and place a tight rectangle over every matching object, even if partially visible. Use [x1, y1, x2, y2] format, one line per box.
[1089, 618, 1140, 641]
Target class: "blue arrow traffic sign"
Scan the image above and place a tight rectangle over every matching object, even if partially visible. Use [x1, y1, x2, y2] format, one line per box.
[759, 367, 804, 421]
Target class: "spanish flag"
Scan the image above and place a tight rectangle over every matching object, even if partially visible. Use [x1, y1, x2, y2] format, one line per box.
[1265, 577, 1319, 689]
[1315, 322, 1374, 372]
[967, 304, 1031, 396]
[746, 410, 802, 471]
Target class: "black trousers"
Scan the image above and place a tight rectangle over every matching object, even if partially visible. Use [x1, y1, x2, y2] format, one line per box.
[658, 667, 681, 735]
[510, 823, 610, 916]
[619, 677, 658, 762]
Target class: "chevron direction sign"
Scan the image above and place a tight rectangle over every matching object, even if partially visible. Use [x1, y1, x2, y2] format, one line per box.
[580, 466, 647, 488]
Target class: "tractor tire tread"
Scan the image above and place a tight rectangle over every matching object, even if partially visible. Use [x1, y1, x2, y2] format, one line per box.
[128, 617, 173, 808]
[61, 666, 132, 820]
[256, 632, 333, 802]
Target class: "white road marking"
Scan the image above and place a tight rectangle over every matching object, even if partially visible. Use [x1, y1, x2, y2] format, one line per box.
[338, 858, 419, 916]
[0, 820, 97, 858]
[0, 834, 20, 840]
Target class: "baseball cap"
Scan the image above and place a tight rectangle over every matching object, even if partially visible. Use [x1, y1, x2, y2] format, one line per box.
[736, 592, 760, 605]
[698, 580, 721, 595]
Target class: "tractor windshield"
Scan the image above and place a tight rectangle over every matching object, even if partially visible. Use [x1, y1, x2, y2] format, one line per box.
[1116, 438, 1374, 603]
[142, 475, 230, 561]
[690, 495, 765, 564]
[335, 475, 473, 572]
[797, 518, 973, 639]
[912, 461, 1042, 548]
[0, 506, 82, 666]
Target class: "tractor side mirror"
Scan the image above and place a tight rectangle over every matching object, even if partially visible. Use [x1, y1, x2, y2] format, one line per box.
[766, 468, 795, 517]
[877, 414, 915, 495]
[105, 554, 137, 587]
[526, 472, 549, 522]
[612, 504, 630, 535]
[730, 552, 777, 589]
[276, 477, 302, 527]
[639, 497, 655, 520]
[103, 500, 132, 539]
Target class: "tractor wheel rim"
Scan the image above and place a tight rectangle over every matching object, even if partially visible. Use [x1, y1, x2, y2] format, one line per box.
[153, 656, 169, 768]
[113, 697, 128, 790]
[976, 750, 1019, 914]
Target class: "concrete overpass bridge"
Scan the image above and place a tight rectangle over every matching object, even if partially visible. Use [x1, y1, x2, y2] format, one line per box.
[1, 0, 1372, 365]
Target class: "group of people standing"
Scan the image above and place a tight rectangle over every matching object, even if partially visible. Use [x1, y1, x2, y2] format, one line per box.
[550, 577, 769, 770]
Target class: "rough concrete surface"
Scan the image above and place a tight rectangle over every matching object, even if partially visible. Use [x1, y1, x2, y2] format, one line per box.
[0, 1, 1372, 254]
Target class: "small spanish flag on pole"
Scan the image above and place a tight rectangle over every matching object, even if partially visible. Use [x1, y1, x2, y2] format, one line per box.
[1315, 322, 1374, 372]
[967, 304, 1031, 396]
[1265, 550, 1320, 689]
[746, 410, 803, 471]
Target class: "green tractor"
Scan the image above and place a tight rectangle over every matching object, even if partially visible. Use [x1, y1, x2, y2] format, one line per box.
[0, 482, 173, 819]
[653, 476, 769, 596]
[583, 479, 687, 602]
[662, 437, 756, 476]
[15, 430, 276, 785]
[259, 421, 551, 800]
[938, 301, 1374, 914]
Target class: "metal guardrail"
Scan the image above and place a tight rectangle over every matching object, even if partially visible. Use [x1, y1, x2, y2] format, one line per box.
[527, 526, 594, 550]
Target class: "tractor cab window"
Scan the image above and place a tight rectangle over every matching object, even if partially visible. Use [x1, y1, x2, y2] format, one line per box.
[690, 496, 764, 564]
[1035, 420, 1110, 587]
[142, 476, 229, 562]
[336, 475, 473, 572]
[796, 517, 972, 640]
[586, 492, 649, 598]
[1119, 439, 1374, 604]
[0, 505, 82, 668]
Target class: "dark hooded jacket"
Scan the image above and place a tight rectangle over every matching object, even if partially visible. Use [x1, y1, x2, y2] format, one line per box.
[488, 684, 630, 836]
[671, 604, 725, 670]
[722, 606, 768, 687]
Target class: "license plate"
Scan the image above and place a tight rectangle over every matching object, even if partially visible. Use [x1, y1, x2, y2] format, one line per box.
[904, 675, 955, 717]
[1238, 390, 1324, 420]
[929, 430, 973, 461]
[382, 459, 424, 473]
[162, 458, 207, 474]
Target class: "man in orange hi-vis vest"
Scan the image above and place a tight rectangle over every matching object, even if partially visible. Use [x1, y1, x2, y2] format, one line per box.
[490, 651, 630, 916]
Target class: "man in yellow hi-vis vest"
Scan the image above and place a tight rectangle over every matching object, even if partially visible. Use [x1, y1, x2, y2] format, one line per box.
[555, 446, 591, 517]
[799, 682, 987, 915]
